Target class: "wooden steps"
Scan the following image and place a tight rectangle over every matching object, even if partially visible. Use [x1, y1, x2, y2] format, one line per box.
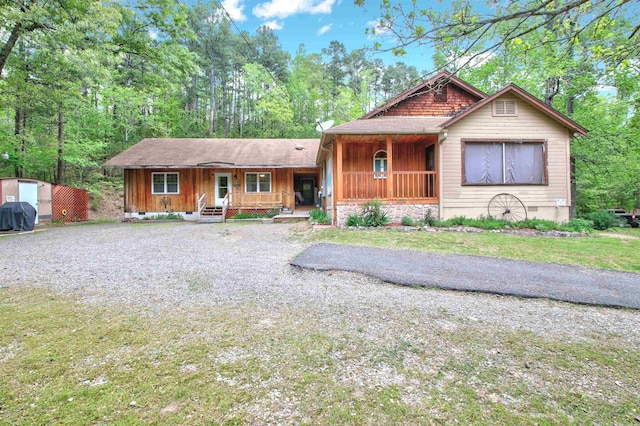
[199, 206, 224, 223]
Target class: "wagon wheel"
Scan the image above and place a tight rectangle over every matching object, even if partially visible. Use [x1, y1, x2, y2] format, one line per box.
[488, 193, 527, 222]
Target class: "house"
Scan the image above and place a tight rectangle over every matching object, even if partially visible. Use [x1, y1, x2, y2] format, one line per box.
[317, 71, 588, 226]
[102, 138, 321, 221]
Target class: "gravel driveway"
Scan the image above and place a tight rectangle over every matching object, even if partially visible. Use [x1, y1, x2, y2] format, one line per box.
[1, 222, 638, 344]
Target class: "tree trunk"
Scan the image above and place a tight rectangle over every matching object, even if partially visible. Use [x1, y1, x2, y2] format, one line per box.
[0, 23, 23, 77]
[56, 107, 64, 184]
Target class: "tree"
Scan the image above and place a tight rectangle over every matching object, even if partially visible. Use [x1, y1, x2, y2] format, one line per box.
[361, 0, 640, 71]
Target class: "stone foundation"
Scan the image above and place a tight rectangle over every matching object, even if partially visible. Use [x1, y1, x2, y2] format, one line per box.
[336, 203, 439, 227]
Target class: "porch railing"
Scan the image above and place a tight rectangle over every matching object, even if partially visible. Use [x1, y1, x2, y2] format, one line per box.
[197, 193, 207, 214]
[228, 192, 284, 208]
[342, 171, 437, 200]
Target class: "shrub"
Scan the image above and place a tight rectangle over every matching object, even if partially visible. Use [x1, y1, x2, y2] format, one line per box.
[423, 209, 437, 226]
[309, 209, 331, 224]
[361, 200, 389, 227]
[346, 214, 364, 227]
[561, 218, 594, 233]
[586, 210, 621, 230]
[401, 216, 414, 226]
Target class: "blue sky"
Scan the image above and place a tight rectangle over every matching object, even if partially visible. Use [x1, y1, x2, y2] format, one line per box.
[218, 0, 437, 72]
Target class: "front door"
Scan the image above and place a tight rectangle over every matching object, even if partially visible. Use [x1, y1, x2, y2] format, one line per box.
[19, 181, 38, 225]
[214, 173, 232, 206]
[301, 178, 315, 206]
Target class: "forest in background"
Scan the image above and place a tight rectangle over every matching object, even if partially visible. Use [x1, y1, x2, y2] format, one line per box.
[1, 0, 639, 214]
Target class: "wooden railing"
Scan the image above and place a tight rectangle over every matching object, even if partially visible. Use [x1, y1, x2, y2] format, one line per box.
[221, 192, 229, 221]
[229, 192, 284, 208]
[197, 193, 207, 214]
[341, 171, 437, 200]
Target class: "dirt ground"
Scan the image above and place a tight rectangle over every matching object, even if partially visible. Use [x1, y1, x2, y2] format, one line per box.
[88, 186, 124, 221]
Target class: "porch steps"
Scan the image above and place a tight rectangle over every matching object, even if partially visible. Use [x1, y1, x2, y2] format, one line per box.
[199, 206, 224, 223]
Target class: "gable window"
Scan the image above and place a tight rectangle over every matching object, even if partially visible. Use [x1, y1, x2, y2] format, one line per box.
[493, 99, 517, 116]
[434, 85, 448, 103]
[373, 150, 387, 179]
[463, 141, 545, 185]
[152, 172, 179, 194]
[245, 172, 271, 192]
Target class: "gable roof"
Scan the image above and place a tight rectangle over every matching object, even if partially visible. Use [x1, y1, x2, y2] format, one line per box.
[322, 116, 449, 135]
[103, 138, 320, 169]
[361, 70, 487, 119]
[442, 84, 589, 135]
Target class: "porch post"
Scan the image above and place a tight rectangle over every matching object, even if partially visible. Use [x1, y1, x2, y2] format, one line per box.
[386, 136, 393, 198]
[336, 136, 343, 201]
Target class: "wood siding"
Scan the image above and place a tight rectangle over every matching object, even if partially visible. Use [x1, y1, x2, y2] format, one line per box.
[124, 167, 320, 213]
[440, 96, 572, 222]
[374, 83, 481, 117]
[336, 138, 438, 202]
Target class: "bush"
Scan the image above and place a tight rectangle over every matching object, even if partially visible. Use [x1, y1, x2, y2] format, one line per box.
[361, 200, 389, 227]
[346, 214, 364, 227]
[401, 216, 414, 226]
[423, 209, 437, 226]
[561, 218, 594, 233]
[309, 209, 331, 224]
[586, 210, 621, 230]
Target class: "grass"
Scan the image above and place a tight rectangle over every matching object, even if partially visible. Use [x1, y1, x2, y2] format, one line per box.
[304, 227, 640, 273]
[1, 286, 639, 424]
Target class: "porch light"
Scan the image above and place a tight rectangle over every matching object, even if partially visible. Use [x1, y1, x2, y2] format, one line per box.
[1, 152, 8, 161]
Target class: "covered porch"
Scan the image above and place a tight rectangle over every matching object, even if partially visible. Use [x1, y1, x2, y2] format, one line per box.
[334, 134, 439, 203]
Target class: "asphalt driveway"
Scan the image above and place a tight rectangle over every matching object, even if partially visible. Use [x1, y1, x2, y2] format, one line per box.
[292, 243, 640, 309]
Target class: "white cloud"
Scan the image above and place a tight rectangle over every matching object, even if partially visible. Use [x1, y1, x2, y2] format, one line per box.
[317, 24, 332, 35]
[263, 20, 284, 30]
[366, 19, 393, 40]
[148, 29, 158, 40]
[221, 0, 247, 22]
[253, 0, 337, 20]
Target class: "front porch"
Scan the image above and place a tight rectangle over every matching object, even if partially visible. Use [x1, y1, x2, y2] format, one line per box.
[197, 191, 301, 222]
[334, 134, 439, 203]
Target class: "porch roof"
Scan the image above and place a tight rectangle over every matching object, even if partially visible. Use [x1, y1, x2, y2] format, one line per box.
[103, 138, 320, 169]
[322, 116, 449, 135]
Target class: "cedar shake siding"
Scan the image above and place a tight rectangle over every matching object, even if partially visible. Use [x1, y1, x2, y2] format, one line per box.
[371, 83, 483, 118]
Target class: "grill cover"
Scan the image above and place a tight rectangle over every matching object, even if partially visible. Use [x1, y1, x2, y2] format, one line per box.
[0, 202, 36, 231]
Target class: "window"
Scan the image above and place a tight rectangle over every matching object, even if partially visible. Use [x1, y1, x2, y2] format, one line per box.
[245, 172, 271, 192]
[434, 85, 447, 103]
[152, 172, 179, 194]
[463, 141, 545, 185]
[493, 99, 517, 116]
[373, 150, 387, 179]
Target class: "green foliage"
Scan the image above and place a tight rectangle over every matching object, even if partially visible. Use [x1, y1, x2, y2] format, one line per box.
[231, 211, 274, 219]
[401, 216, 414, 226]
[433, 216, 594, 233]
[585, 210, 621, 231]
[143, 212, 183, 220]
[309, 209, 331, 224]
[346, 214, 365, 227]
[562, 218, 595, 233]
[423, 209, 437, 226]
[361, 200, 390, 227]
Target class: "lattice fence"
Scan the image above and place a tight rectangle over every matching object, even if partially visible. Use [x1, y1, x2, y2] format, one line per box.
[52, 185, 88, 222]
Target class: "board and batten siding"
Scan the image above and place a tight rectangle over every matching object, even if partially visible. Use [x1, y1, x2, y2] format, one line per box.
[439, 96, 572, 223]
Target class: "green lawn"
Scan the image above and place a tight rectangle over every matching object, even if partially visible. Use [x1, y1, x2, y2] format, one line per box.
[1, 287, 639, 425]
[305, 227, 640, 273]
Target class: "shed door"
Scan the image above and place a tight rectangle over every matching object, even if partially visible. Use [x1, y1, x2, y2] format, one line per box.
[19, 181, 39, 225]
